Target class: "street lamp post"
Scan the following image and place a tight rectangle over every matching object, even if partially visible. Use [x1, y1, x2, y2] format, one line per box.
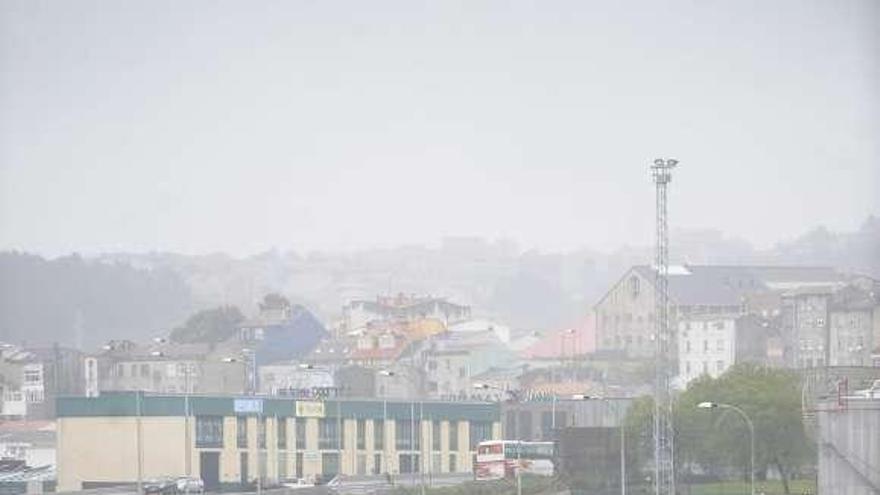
[136, 391, 143, 495]
[697, 402, 755, 495]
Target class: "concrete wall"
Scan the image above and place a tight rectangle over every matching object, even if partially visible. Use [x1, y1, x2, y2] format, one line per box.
[818, 398, 880, 495]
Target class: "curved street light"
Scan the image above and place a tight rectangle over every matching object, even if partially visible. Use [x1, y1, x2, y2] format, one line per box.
[697, 402, 755, 495]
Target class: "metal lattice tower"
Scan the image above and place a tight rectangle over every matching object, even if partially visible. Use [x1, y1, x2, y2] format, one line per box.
[651, 158, 677, 495]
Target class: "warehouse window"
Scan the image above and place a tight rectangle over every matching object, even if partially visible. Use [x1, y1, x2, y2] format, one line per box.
[432, 421, 441, 451]
[278, 418, 287, 449]
[449, 422, 458, 451]
[196, 416, 223, 448]
[295, 419, 306, 450]
[356, 419, 366, 450]
[237, 416, 248, 448]
[469, 421, 492, 450]
[319, 419, 338, 450]
[374, 420, 384, 450]
[396, 420, 419, 450]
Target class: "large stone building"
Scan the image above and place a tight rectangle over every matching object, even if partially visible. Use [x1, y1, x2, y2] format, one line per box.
[56, 393, 500, 491]
[84, 341, 248, 397]
[780, 280, 880, 369]
[594, 265, 846, 360]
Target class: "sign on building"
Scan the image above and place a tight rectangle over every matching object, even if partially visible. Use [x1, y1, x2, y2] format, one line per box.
[295, 401, 325, 418]
[234, 398, 264, 414]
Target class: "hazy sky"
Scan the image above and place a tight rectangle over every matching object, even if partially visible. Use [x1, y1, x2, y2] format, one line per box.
[1, 0, 878, 256]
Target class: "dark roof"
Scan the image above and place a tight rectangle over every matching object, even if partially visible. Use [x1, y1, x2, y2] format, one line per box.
[631, 264, 844, 307]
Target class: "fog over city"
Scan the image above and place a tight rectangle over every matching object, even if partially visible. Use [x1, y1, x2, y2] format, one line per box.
[1, 0, 878, 256]
[0, 1, 878, 495]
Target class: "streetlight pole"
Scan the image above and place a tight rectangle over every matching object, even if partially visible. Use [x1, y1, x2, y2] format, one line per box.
[697, 402, 755, 495]
[184, 365, 191, 495]
[136, 391, 143, 495]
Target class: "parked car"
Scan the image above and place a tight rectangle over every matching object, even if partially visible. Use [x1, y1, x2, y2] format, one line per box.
[175, 476, 205, 494]
[144, 477, 177, 495]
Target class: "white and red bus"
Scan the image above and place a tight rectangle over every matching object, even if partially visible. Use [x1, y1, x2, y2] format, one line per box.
[474, 440, 555, 481]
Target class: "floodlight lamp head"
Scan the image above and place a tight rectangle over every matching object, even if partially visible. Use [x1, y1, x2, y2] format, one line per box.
[697, 401, 717, 409]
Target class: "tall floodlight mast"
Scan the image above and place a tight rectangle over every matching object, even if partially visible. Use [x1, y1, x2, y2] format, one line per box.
[651, 158, 677, 495]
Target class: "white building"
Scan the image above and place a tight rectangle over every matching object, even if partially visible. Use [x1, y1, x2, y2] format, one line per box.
[676, 314, 737, 388]
[342, 294, 471, 333]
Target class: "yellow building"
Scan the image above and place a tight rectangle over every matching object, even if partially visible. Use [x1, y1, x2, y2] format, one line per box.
[57, 393, 501, 491]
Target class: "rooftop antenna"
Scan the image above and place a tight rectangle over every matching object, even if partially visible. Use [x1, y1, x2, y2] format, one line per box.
[651, 158, 678, 495]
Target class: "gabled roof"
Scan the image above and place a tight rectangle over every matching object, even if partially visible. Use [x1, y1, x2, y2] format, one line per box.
[599, 264, 846, 308]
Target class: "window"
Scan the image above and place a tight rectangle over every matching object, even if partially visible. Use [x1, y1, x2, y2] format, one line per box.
[399, 453, 420, 474]
[517, 412, 532, 441]
[278, 418, 287, 449]
[716, 339, 724, 352]
[237, 416, 248, 448]
[319, 419, 339, 450]
[702, 361, 708, 374]
[196, 416, 223, 448]
[432, 421, 441, 451]
[716, 360, 724, 372]
[458, 367, 466, 378]
[295, 419, 306, 450]
[374, 420, 384, 450]
[703, 340, 708, 352]
[357, 419, 366, 450]
[277, 452, 288, 479]
[685, 361, 691, 374]
[449, 422, 459, 451]
[629, 276, 640, 298]
[469, 422, 492, 450]
[685, 341, 691, 353]
[25, 389, 44, 402]
[140, 364, 149, 377]
[449, 454, 457, 472]
[258, 417, 267, 449]
[396, 420, 419, 450]
[117, 364, 125, 377]
[23, 370, 41, 384]
[130, 364, 137, 377]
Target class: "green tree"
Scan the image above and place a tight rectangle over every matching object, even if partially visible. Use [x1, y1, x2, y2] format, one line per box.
[676, 363, 813, 494]
[169, 305, 244, 344]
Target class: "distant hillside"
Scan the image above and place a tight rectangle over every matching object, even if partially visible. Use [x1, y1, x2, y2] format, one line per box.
[2, 218, 875, 349]
[0, 252, 192, 348]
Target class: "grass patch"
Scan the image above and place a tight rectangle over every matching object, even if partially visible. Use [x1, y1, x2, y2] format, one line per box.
[682, 479, 816, 495]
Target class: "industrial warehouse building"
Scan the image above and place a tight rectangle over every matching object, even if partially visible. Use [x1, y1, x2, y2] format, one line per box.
[57, 393, 501, 492]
